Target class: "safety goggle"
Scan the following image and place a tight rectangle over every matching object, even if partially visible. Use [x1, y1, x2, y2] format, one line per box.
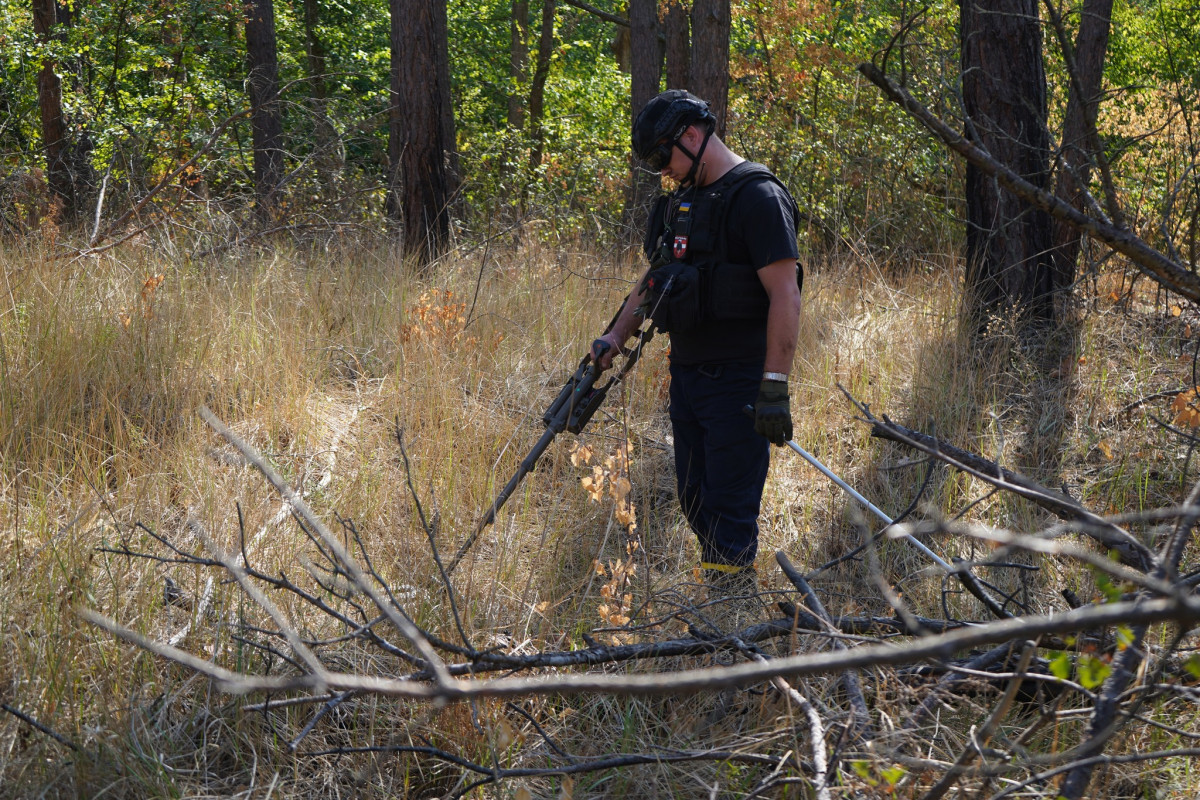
[642, 124, 689, 171]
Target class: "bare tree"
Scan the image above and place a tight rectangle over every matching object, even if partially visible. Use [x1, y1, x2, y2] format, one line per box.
[245, 0, 285, 220]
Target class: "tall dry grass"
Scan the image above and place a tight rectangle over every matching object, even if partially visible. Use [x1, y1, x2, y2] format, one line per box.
[1, 232, 1196, 797]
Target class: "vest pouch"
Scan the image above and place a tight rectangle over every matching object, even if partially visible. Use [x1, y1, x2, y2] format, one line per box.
[706, 261, 770, 321]
[644, 261, 704, 334]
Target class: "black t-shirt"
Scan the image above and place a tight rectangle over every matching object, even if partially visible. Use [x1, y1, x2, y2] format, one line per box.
[665, 162, 800, 366]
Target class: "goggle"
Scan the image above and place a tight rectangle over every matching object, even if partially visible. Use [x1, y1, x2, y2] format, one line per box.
[642, 124, 689, 171]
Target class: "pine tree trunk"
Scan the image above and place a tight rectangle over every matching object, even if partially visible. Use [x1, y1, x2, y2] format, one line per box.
[961, 0, 1057, 325]
[387, 0, 452, 267]
[527, 0, 556, 178]
[245, 0, 284, 220]
[508, 0, 529, 130]
[1052, 0, 1113, 290]
[32, 0, 89, 220]
[663, 0, 690, 91]
[689, 0, 728, 135]
[624, 0, 664, 240]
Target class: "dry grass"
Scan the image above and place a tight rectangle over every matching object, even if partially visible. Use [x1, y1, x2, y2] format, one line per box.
[1, 231, 1198, 798]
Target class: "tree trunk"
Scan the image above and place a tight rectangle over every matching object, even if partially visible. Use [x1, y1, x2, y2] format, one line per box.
[664, 0, 690, 91]
[508, 0, 529, 129]
[245, 0, 284, 220]
[433, 0, 459, 200]
[32, 0, 89, 221]
[527, 0, 556, 178]
[961, 0, 1057, 326]
[689, 0, 728, 136]
[1052, 0, 1113, 290]
[303, 0, 340, 179]
[387, 0, 452, 267]
[623, 0, 665, 240]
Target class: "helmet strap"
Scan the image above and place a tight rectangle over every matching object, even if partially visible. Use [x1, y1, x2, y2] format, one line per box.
[676, 125, 714, 187]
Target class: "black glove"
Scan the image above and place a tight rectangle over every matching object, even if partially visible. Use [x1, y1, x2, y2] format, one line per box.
[755, 379, 792, 445]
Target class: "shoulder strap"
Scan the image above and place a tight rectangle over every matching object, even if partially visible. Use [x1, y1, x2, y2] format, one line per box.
[712, 162, 791, 262]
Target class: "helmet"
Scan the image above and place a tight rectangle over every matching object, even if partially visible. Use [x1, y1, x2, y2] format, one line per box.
[632, 90, 714, 171]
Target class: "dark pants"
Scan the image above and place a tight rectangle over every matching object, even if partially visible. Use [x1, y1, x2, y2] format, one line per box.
[669, 362, 770, 568]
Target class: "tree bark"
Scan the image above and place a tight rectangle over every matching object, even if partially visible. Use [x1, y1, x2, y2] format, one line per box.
[663, 0, 690, 91]
[387, 0, 453, 267]
[303, 0, 341, 179]
[961, 0, 1057, 326]
[689, 0, 728, 136]
[245, 0, 285, 220]
[433, 0, 459, 200]
[1051, 0, 1113, 290]
[623, 0, 665, 239]
[508, 0, 529, 129]
[32, 0, 90, 220]
[527, 0, 556, 178]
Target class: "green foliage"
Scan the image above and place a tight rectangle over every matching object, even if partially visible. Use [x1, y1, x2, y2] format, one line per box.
[728, 0, 962, 261]
[1, 0, 1194, 260]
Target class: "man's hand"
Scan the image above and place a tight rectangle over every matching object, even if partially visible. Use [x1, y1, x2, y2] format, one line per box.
[755, 379, 792, 445]
[591, 335, 621, 370]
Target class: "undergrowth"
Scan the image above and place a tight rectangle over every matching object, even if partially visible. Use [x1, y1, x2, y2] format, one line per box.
[1, 231, 1197, 798]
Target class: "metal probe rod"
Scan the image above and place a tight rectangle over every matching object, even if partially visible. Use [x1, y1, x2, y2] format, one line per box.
[780, 437, 952, 572]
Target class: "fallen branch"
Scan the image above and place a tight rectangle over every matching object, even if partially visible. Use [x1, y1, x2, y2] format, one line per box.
[857, 62, 1200, 303]
[851, 390, 1153, 569]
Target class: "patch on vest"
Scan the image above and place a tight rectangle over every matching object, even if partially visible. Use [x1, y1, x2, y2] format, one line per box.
[673, 235, 689, 260]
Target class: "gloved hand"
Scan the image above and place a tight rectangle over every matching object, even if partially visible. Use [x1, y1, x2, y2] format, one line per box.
[755, 379, 792, 445]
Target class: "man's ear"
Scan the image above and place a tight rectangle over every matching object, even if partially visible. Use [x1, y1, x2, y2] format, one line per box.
[678, 124, 703, 150]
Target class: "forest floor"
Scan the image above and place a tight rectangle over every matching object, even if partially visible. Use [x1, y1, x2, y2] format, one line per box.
[1, 233, 1198, 798]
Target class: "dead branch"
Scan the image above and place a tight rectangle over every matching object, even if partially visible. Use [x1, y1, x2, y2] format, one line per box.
[857, 61, 1200, 302]
[81, 594, 1200, 701]
[851, 389, 1153, 569]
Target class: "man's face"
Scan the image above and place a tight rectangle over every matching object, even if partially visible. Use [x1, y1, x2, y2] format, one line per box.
[659, 125, 697, 183]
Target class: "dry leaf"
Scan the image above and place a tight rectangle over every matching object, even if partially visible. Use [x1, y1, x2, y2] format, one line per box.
[570, 442, 593, 467]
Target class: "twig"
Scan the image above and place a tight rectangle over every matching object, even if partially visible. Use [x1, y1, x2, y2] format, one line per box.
[776, 551, 872, 737]
[198, 405, 453, 686]
[0, 703, 80, 752]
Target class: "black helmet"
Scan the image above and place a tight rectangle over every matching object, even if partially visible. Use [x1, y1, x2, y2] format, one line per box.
[632, 90, 714, 171]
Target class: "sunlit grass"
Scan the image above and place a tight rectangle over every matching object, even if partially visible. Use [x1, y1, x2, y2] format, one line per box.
[1, 232, 1198, 796]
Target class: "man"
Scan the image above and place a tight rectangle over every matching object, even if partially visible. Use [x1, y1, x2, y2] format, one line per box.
[593, 89, 802, 608]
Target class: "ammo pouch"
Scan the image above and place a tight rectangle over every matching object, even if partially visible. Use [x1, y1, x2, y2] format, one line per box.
[643, 260, 775, 333]
[643, 261, 703, 334]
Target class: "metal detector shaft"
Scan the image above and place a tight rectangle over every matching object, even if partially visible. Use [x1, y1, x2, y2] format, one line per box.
[446, 321, 656, 574]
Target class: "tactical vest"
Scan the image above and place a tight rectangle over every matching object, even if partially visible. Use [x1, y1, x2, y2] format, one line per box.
[641, 162, 798, 334]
